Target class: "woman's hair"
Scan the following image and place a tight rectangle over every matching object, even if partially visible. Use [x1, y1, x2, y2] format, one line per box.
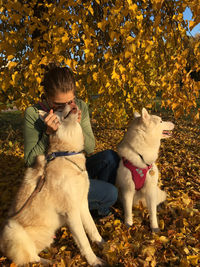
[41, 65, 76, 98]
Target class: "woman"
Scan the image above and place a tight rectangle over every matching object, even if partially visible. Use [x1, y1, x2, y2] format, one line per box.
[24, 66, 120, 217]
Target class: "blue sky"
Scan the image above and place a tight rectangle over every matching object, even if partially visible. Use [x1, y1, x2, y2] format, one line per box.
[183, 7, 200, 37]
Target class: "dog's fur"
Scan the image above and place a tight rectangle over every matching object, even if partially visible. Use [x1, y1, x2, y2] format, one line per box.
[0, 105, 105, 266]
[116, 108, 174, 232]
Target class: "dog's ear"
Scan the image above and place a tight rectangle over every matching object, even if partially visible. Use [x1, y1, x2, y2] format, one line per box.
[141, 108, 150, 121]
[38, 110, 47, 121]
[133, 111, 141, 118]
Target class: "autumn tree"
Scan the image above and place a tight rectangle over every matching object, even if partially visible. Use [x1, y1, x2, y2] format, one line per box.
[0, 0, 199, 126]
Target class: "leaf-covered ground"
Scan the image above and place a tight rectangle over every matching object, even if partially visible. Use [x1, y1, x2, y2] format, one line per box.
[0, 110, 199, 267]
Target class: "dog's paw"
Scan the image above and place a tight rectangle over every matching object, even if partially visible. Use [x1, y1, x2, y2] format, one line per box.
[92, 257, 107, 266]
[152, 227, 160, 233]
[96, 238, 105, 247]
[39, 257, 52, 266]
[125, 222, 132, 229]
[125, 219, 133, 228]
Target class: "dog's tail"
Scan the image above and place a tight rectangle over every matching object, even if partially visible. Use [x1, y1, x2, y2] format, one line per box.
[0, 219, 40, 265]
[157, 188, 167, 205]
[133, 187, 167, 207]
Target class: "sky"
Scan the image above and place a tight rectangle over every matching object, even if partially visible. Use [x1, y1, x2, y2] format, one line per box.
[183, 7, 200, 37]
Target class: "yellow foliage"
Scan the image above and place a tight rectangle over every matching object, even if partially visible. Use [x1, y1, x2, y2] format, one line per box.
[0, 0, 199, 126]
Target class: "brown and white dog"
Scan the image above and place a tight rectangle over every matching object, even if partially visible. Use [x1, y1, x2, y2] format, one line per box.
[0, 104, 105, 266]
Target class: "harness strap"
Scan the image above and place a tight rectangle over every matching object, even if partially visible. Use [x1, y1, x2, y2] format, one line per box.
[64, 157, 85, 172]
[126, 141, 151, 167]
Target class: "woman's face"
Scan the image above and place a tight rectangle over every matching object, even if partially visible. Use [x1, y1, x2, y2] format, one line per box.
[47, 91, 76, 112]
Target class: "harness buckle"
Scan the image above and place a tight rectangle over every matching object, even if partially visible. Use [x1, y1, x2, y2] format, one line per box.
[46, 152, 56, 162]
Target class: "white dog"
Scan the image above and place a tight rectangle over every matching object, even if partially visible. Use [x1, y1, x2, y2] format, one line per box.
[116, 108, 174, 232]
[0, 104, 105, 266]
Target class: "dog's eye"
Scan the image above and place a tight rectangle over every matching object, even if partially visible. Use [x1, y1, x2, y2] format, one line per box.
[160, 120, 162, 123]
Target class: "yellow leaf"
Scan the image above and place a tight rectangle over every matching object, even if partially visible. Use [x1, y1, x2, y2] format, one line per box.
[84, 38, 91, 48]
[158, 236, 169, 244]
[172, 103, 179, 110]
[65, 59, 73, 69]
[195, 112, 199, 120]
[93, 72, 98, 81]
[159, 219, 165, 230]
[11, 71, 18, 83]
[113, 219, 121, 226]
[104, 51, 111, 60]
[183, 247, 190, 255]
[107, 102, 113, 108]
[119, 64, 125, 73]
[57, 27, 65, 35]
[130, 44, 136, 53]
[136, 14, 143, 21]
[182, 196, 191, 206]
[7, 55, 14, 61]
[105, 82, 110, 88]
[39, 56, 48, 65]
[126, 36, 134, 43]
[60, 246, 67, 252]
[8, 61, 18, 69]
[36, 77, 42, 84]
[88, 5, 94, 15]
[97, 20, 107, 31]
[142, 246, 156, 256]
[127, 0, 132, 6]
[189, 20, 198, 31]
[62, 33, 69, 43]
[187, 255, 200, 265]
[9, 141, 13, 147]
[111, 69, 120, 80]
[129, 4, 137, 13]
[84, 48, 90, 54]
[125, 51, 132, 58]
[146, 45, 152, 53]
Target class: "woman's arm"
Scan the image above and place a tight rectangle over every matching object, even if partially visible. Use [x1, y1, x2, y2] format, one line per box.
[78, 100, 95, 154]
[24, 106, 49, 167]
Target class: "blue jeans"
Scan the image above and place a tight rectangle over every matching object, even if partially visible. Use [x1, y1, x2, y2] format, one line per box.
[86, 150, 120, 216]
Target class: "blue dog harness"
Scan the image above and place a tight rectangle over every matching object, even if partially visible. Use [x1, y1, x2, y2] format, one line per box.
[46, 151, 83, 162]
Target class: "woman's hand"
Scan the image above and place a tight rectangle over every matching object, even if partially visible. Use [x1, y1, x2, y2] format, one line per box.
[44, 109, 60, 135]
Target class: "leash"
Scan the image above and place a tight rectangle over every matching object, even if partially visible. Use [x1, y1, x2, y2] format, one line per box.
[8, 174, 45, 218]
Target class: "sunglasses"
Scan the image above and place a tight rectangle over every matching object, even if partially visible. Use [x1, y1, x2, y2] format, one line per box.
[50, 98, 76, 112]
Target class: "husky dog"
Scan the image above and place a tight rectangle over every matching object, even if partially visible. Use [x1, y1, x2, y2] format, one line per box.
[0, 104, 105, 266]
[116, 108, 174, 232]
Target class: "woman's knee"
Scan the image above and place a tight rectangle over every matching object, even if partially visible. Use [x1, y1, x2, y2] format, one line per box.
[107, 183, 118, 204]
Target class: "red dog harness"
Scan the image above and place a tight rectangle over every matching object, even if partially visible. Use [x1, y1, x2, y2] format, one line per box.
[122, 157, 152, 190]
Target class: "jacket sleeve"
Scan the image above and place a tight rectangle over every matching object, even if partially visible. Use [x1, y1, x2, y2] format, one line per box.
[24, 106, 49, 167]
[79, 101, 95, 154]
